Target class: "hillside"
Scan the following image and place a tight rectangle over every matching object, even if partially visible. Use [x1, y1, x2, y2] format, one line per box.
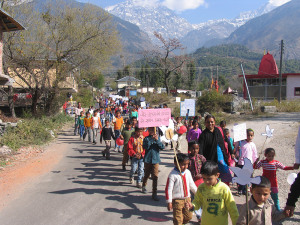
[131, 44, 300, 92]
[28, 0, 153, 66]
[227, 0, 300, 59]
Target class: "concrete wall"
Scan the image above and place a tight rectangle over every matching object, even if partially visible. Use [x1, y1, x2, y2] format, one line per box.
[287, 76, 300, 99]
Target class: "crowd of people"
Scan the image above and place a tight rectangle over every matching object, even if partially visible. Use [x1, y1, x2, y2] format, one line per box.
[72, 98, 299, 225]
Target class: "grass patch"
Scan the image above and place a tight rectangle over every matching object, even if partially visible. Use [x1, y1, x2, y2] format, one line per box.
[261, 99, 300, 112]
[0, 113, 73, 151]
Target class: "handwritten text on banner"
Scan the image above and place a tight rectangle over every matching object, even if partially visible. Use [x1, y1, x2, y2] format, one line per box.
[138, 108, 171, 128]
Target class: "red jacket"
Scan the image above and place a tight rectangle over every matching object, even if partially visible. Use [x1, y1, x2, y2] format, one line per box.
[127, 136, 145, 158]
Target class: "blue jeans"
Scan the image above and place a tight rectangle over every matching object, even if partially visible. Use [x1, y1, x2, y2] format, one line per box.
[271, 192, 280, 211]
[114, 129, 121, 148]
[130, 158, 144, 183]
[79, 125, 85, 138]
[74, 118, 79, 135]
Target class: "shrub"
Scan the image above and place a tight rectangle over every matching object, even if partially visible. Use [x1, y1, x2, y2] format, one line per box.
[73, 88, 94, 108]
[142, 93, 170, 105]
[0, 113, 73, 151]
[197, 90, 233, 114]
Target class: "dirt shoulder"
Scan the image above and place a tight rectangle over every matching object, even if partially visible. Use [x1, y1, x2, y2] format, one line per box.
[229, 112, 300, 224]
[0, 129, 71, 210]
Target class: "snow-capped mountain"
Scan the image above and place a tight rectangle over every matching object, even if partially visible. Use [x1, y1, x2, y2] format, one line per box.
[106, 0, 194, 42]
[106, 0, 290, 52]
[182, 1, 286, 52]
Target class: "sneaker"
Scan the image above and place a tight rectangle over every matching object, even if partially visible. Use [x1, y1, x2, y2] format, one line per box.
[114, 148, 118, 152]
[122, 165, 126, 171]
[129, 177, 134, 184]
[152, 193, 159, 201]
[137, 182, 142, 188]
[102, 151, 105, 157]
[141, 186, 147, 194]
[118, 148, 122, 153]
[93, 141, 97, 145]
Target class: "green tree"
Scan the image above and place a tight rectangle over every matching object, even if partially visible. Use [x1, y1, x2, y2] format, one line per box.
[187, 62, 196, 89]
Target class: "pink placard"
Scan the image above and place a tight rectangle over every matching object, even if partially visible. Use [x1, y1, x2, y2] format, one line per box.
[138, 108, 171, 128]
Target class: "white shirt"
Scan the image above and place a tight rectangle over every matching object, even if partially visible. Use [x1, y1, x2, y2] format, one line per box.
[92, 116, 100, 129]
[165, 168, 197, 203]
[75, 107, 83, 118]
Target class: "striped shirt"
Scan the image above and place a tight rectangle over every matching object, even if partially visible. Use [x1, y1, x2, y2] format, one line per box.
[254, 159, 294, 188]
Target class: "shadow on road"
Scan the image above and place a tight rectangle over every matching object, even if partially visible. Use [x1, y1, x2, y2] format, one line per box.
[49, 143, 173, 223]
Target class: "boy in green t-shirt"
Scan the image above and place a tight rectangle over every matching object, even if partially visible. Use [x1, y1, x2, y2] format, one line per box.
[77, 111, 85, 140]
[185, 161, 239, 225]
[120, 120, 135, 171]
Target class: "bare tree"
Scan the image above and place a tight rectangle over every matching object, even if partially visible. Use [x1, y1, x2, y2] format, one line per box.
[143, 32, 188, 94]
[3, 0, 120, 114]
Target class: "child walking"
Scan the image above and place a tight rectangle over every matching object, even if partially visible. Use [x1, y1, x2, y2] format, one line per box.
[174, 117, 184, 153]
[188, 140, 206, 223]
[237, 176, 286, 224]
[165, 153, 197, 225]
[237, 128, 258, 195]
[83, 111, 92, 142]
[113, 110, 124, 152]
[120, 120, 135, 171]
[127, 127, 145, 188]
[92, 110, 102, 144]
[187, 120, 202, 143]
[77, 111, 85, 140]
[185, 161, 239, 225]
[254, 148, 294, 210]
[142, 127, 165, 201]
[100, 119, 115, 160]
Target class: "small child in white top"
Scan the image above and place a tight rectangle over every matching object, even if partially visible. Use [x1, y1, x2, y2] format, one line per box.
[165, 153, 197, 225]
[237, 128, 258, 195]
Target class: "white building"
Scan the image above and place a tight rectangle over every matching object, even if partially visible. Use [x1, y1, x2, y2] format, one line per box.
[116, 76, 141, 90]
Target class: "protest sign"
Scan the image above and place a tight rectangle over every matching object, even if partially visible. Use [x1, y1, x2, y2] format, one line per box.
[180, 99, 196, 117]
[176, 97, 181, 103]
[140, 101, 146, 107]
[233, 123, 247, 142]
[138, 108, 171, 128]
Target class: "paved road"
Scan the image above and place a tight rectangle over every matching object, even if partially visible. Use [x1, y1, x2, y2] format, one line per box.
[1, 113, 299, 225]
[0, 130, 191, 225]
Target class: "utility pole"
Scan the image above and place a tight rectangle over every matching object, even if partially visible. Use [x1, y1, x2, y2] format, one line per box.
[241, 63, 254, 112]
[279, 40, 284, 102]
[217, 65, 219, 83]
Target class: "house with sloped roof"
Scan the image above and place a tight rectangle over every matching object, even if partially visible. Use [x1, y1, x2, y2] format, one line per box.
[116, 76, 141, 90]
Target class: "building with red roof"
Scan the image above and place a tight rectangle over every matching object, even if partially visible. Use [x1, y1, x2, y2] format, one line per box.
[239, 52, 300, 100]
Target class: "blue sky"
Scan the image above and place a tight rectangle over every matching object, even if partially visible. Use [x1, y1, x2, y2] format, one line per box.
[78, 0, 290, 23]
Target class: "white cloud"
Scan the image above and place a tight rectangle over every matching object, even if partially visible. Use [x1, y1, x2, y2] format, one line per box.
[162, 0, 206, 12]
[268, 0, 291, 7]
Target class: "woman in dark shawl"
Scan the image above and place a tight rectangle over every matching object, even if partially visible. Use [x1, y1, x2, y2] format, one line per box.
[198, 115, 227, 163]
[198, 115, 232, 183]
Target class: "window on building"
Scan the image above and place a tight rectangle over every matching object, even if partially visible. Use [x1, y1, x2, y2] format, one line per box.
[295, 87, 300, 96]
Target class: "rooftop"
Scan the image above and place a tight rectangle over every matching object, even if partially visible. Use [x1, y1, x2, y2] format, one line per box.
[116, 76, 141, 82]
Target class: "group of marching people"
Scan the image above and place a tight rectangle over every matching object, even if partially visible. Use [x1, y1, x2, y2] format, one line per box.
[166, 114, 300, 225]
[73, 100, 300, 225]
